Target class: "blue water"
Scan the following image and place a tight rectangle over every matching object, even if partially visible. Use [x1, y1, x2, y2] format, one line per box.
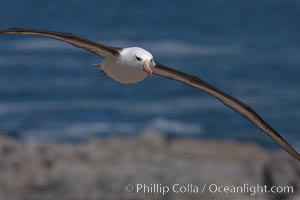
[0, 0, 299, 149]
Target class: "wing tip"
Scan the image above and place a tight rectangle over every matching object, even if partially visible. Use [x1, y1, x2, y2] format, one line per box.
[0, 27, 71, 35]
[279, 140, 300, 162]
[289, 149, 300, 162]
[0, 27, 20, 32]
[0, 27, 34, 34]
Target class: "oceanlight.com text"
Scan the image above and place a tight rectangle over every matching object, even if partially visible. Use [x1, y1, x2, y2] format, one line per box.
[124, 183, 294, 196]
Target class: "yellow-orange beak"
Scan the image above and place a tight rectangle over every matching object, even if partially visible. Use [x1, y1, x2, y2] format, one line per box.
[143, 60, 152, 77]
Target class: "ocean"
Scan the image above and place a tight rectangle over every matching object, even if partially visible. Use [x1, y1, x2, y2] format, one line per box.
[0, 0, 299, 149]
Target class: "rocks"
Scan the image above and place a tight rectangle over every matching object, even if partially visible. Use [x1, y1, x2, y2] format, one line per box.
[0, 134, 299, 200]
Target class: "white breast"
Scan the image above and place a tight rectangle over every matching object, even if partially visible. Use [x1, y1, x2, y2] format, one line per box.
[101, 49, 149, 84]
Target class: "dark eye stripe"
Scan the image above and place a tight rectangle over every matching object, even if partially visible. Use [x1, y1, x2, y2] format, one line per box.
[135, 55, 142, 61]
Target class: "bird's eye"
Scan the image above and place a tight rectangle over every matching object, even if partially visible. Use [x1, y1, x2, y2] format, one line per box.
[135, 55, 142, 61]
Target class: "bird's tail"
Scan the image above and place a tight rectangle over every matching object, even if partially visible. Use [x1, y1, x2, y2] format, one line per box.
[92, 64, 107, 76]
[92, 63, 101, 68]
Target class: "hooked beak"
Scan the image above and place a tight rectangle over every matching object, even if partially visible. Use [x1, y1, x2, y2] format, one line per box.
[143, 60, 152, 77]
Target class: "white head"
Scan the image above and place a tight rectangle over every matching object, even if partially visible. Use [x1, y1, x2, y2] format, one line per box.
[120, 47, 155, 76]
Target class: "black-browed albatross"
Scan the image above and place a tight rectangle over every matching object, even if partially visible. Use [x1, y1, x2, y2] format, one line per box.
[0, 28, 299, 161]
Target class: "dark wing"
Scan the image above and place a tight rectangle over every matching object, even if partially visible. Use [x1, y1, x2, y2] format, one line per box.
[0, 28, 121, 58]
[153, 63, 300, 161]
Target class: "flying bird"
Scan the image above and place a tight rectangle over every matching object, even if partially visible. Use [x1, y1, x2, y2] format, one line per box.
[0, 28, 299, 161]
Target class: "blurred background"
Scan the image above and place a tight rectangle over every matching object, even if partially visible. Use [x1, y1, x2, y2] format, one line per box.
[0, 0, 299, 147]
[0, 0, 299, 200]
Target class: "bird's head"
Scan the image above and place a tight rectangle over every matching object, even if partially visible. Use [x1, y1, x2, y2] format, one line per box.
[121, 47, 155, 76]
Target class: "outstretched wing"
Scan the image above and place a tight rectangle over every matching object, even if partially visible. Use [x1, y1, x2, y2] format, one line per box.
[153, 63, 300, 161]
[0, 28, 121, 58]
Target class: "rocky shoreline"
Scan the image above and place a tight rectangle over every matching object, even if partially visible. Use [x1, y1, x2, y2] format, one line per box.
[0, 133, 299, 200]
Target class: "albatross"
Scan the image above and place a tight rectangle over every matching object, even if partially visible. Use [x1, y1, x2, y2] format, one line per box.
[0, 28, 299, 161]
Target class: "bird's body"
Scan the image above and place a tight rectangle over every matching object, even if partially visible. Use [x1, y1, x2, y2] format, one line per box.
[0, 28, 299, 161]
[98, 47, 153, 84]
